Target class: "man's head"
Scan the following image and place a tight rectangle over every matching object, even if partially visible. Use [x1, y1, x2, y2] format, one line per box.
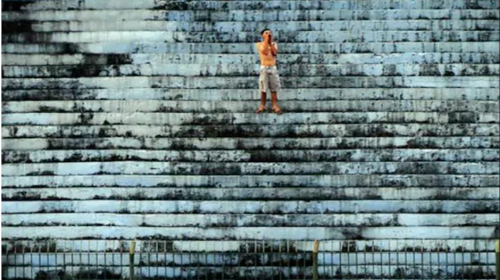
[261, 29, 272, 41]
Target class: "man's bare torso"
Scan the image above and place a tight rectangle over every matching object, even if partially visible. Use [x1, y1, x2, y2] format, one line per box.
[257, 42, 278, 66]
[257, 35, 278, 67]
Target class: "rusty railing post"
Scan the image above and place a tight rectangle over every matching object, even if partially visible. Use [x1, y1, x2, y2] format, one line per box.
[312, 240, 320, 280]
[495, 240, 500, 280]
[129, 240, 136, 280]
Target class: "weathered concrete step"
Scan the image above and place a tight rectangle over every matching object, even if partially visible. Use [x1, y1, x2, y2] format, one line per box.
[4, 42, 499, 54]
[0, 263, 496, 280]
[3, 162, 498, 176]
[1, 263, 495, 280]
[3, 77, 498, 90]
[1, 266, 494, 280]
[4, 31, 498, 44]
[4, 137, 498, 151]
[4, 88, 498, 101]
[7, 266, 498, 280]
[4, 53, 500, 66]
[3, 213, 497, 227]
[16, 20, 500, 33]
[3, 149, 498, 164]
[1, 53, 133, 66]
[3, 124, 498, 139]
[3, 200, 498, 214]
[3, 9, 498, 22]
[3, 265, 496, 280]
[4, 174, 497, 188]
[3, 112, 498, 126]
[2, 226, 496, 240]
[3, 187, 497, 201]
[2, 239, 494, 253]
[5, 64, 499, 78]
[4, 0, 498, 11]
[4, 266, 495, 280]
[5, 100, 498, 114]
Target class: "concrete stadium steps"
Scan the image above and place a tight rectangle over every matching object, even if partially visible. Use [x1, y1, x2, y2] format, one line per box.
[3, 77, 499, 89]
[3, 53, 500, 65]
[3, 88, 498, 101]
[4, 42, 499, 54]
[3, 10, 500, 22]
[7, 20, 500, 33]
[3, 213, 499, 227]
[3, 174, 498, 188]
[3, 149, 499, 163]
[3, 137, 499, 151]
[4, 64, 500, 78]
[3, 200, 499, 214]
[3, 0, 499, 11]
[2, 112, 499, 126]
[4, 31, 499, 44]
[2, 0, 499, 272]
[3, 100, 499, 113]
[2, 186, 499, 201]
[2, 162, 499, 176]
[4, 124, 498, 138]
[1, 226, 497, 240]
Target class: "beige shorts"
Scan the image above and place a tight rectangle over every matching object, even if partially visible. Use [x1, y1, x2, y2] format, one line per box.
[259, 66, 281, 92]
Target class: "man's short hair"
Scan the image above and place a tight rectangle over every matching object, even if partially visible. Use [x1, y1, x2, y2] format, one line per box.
[261, 28, 270, 35]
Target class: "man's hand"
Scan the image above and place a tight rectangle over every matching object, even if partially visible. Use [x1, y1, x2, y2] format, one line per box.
[270, 41, 278, 56]
[262, 33, 272, 45]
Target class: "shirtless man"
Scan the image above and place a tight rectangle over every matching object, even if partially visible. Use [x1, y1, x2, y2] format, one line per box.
[256, 29, 283, 115]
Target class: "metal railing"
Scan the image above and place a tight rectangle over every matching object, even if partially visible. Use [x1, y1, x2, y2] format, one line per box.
[2, 239, 499, 280]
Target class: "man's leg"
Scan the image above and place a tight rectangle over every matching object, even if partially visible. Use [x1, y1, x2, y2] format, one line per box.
[271, 92, 282, 114]
[269, 69, 283, 114]
[257, 71, 267, 113]
[260, 91, 267, 106]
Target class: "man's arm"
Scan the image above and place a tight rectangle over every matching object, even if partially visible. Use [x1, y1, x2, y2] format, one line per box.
[270, 42, 278, 56]
[257, 42, 270, 55]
